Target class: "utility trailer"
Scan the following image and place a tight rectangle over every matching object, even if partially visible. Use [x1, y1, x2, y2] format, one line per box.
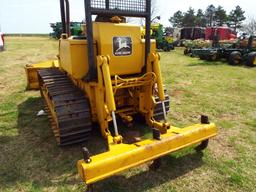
[192, 36, 256, 66]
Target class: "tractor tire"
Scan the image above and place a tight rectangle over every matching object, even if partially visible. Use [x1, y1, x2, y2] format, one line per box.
[184, 48, 188, 55]
[209, 52, 218, 61]
[199, 55, 206, 60]
[228, 51, 241, 65]
[206, 52, 218, 61]
[163, 45, 171, 52]
[246, 52, 256, 67]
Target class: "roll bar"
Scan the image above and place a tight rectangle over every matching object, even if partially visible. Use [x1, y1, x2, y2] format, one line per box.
[59, 0, 70, 36]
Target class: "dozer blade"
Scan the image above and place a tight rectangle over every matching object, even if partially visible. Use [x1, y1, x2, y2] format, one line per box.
[77, 123, 217, 184]
[25, 60, 59, 90]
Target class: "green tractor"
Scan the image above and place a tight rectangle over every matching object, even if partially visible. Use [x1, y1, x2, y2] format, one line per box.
[50, 22, 83, 39]
[228, 35, 256, 67]
[151, 23, 174, 52]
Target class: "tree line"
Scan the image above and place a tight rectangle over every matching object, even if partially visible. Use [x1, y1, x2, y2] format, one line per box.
[169, 5, 246, 31]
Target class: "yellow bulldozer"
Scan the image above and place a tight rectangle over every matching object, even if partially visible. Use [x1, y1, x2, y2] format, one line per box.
[25, 0, 217, 190]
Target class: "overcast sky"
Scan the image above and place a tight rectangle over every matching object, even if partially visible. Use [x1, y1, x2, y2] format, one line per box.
[0, 0, 255, 33]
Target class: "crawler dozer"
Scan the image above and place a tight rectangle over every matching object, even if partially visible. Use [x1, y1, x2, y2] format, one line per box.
[25, 0, 217, 189]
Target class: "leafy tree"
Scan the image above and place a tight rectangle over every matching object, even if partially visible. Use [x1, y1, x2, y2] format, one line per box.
[205, 4, 216, 26]
[195, 9, 207, 27]
[182, 7, 196, 27]
[214, 6, 227, 26]
[169, 11, 184, 27]
[168, 4, 246, 29]
[228, 5, 246, 31]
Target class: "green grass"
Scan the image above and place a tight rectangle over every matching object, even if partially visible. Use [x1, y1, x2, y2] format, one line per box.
[0, 37, 256, 192]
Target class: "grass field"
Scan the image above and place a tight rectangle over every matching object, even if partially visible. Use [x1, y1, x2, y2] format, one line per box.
[0, 37, 256, 192]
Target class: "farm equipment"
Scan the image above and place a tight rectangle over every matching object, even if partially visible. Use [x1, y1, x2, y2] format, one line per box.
[227, 36, 256, 66]
[205, 27, 236, 41]
[184, 27, 237, 57]
[191, 39, 237, 61]
[151, 23, 174, 51]
[50, 22, 83, 39]
[25, 0, 217, 188]
[180, 27, 205, 40]
[192, 36, 256, 66]
[142, 23, 174, 51]
[183, 39, 212, 56]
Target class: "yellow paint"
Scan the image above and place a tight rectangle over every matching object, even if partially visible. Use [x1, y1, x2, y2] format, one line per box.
[25, 60, 59, 89]
[93, 22, 146, 75]
[165, 36, 174, 43]
[100, 56, 116, 112]
[59, 38, 96, 79]
[77, 123, 217, 184]
[58, 23, 156, 78]
[151, 53, 165, 101]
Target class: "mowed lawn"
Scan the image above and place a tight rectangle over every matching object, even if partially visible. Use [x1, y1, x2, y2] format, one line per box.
[0, 37, 256, 192]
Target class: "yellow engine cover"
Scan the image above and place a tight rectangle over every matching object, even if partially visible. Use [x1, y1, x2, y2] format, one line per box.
[59, 22, 156, 79]
[93, 22, 155, 76]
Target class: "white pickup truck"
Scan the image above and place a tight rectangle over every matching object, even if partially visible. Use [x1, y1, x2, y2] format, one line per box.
[0, 32, 4, 51]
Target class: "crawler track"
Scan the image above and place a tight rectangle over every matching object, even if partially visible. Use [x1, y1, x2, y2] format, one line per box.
[38, 68, 92, 146]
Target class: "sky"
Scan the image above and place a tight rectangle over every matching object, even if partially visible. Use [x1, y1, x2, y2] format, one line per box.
[0, 0, 256, 33]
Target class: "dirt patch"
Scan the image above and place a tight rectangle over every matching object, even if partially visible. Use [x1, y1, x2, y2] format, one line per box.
[219, 113, 239, 121]
[171, 89, 185, 98]
[177, 81, 192, 87]
[209, 128, 239, 160]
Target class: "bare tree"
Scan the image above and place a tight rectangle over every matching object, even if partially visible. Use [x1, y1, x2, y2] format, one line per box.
[138, 0, 159, 26]
[151, 0, 158, 20]
[126, 0, 159, 26]
[242, 17, 256, 35]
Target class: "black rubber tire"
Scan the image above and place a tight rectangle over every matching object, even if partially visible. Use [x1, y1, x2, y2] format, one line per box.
[205, 52, 218, 61]
[228, 51, 242, 65]
[163, 46, 170, 52]
[209, 52, 218, 61]
[246, 52, 256, 67]
[199, 54, 206, 60]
